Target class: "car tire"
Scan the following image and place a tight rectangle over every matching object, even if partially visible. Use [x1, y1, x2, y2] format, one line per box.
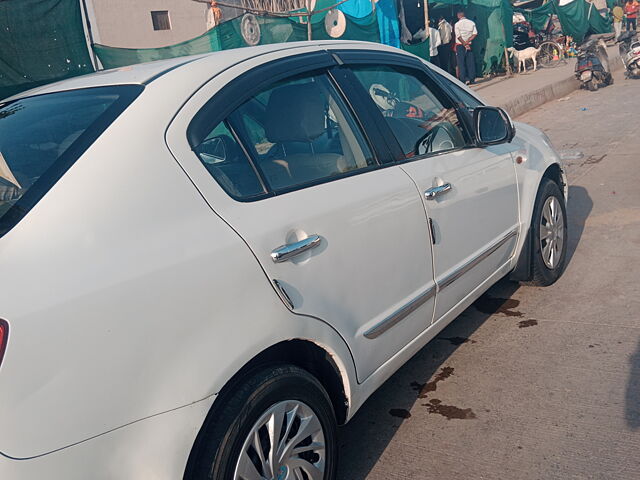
[527, 178, 568, 286]
[189, 364, 338, 480]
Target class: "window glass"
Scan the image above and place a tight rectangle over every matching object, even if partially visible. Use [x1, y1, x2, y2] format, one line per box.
[351, 66, 467, 158]
[232, 73, 375, 191]
[193, 120, 265, 199]
[0, 86, 140, 237]
[447, 82, 484, 110]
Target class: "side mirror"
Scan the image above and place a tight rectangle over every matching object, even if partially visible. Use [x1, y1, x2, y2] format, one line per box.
[473, 106, 515, 146]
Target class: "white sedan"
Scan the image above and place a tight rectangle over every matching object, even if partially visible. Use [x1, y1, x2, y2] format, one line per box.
[0, 41, 567, 479]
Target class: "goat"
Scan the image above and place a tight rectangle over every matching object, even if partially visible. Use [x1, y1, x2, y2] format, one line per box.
[507, 47, 541, 73]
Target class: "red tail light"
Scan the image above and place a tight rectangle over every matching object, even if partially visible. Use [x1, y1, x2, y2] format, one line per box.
[0, 320, 8, 368]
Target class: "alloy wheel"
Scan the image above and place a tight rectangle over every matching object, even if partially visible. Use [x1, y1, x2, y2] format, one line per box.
[539, 196, 564, 269]
[233, 400, 326, 480]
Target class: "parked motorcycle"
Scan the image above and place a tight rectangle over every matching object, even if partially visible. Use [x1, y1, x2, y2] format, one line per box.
[618, 31, 640, 79]
[575, 38, 613, 91]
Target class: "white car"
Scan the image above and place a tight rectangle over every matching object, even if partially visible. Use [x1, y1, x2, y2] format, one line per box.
[0, 41, 567, 479]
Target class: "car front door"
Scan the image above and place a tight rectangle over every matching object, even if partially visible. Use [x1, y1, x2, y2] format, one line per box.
[340, 53, 520, 323]
[166, 52, 436, 381]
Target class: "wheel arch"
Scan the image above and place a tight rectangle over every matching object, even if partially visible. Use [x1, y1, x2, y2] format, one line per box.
[542, 163, 566, 197]
[183, 338, 349, 479]
[511, 161, 566, 282]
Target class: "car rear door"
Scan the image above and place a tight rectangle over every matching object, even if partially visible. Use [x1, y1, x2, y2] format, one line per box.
[165, 51, 436, 381]
[335, 50, 520, 323]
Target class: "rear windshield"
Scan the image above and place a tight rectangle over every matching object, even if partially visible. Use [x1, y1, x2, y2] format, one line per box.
[0, 85, 142, 237]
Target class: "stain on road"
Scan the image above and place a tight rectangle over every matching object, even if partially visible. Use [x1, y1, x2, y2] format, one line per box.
[411, 366, 454, 398]
[475, 296, 524, 317]
[424, 399, 477, 420]
[518, 319, 538, 328]
[389, 408, 412, 419]
[438, 336, 477, 345]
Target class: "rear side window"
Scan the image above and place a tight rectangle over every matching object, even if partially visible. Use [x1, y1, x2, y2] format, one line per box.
[0, 85, 142, 237]
[191, 72, 376, 198]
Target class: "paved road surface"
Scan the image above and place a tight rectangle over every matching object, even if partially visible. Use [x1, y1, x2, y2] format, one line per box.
[337, 70, 640, 480]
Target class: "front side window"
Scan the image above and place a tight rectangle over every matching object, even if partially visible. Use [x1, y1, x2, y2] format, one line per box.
[350, 65, 467, 158]
[232, 73, 375, 191]
[0, 86, 141, 237]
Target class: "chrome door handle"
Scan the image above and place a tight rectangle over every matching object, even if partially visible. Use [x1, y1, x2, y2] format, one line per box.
[271, 235, 321, 263]
[425, 183, 452, 199]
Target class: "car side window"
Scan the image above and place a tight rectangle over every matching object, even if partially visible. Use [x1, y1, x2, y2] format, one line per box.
[193, 120, 266, 200]
[350, 65, 467, 158]
[448, 82, 484, 111]
[232, 73, 375, 192]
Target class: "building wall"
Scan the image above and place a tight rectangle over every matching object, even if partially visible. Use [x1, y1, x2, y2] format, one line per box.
[87, 0, 215, 48]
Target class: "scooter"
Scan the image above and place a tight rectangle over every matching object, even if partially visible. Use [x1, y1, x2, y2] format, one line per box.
[575, 38, 613, 91]
[618, 31, 640, 79]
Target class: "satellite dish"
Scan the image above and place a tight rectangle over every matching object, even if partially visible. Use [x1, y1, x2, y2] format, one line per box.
[241, 14, 261, 46]
[325, 10, 346, 38]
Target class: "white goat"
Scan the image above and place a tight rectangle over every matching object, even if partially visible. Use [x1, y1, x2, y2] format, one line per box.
[507, 47, 541, 73]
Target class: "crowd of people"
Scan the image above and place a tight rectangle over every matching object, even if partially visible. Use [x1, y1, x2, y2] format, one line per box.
[427, 11, 479, 85]
[427, 0, 639, 85]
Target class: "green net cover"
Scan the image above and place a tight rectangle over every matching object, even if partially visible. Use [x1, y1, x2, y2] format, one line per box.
[0, 0, 94, 100]
[94, 10, 379, 70]
[516, 0, 611, 43]
[401, 39, 431, 60]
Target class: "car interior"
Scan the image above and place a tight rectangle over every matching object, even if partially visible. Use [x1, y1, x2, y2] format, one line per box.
[195, 75, 374, 197]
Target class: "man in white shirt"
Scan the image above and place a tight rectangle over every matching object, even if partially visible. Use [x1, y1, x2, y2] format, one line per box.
[454, 10, 478, 84]
[429, 25, 442, 68]
[438, 16, 454, 74]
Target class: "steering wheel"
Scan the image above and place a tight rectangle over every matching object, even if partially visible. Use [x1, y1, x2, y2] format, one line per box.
[414, 123, 456, 155]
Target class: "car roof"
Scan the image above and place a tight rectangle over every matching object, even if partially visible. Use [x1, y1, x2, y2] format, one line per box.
[4, 41, 409, 102]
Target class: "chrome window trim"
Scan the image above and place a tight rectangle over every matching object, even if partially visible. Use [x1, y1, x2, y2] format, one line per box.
[363, 286, 436, 339]
[437, 229, 518, 291]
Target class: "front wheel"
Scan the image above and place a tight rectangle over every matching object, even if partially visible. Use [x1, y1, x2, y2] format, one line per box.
[189, 365, 338, 480]
[527, 178, 568, 286]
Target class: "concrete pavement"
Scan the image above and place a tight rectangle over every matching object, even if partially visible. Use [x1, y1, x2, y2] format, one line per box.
[472, 45, 622, 118]
[337, 69, 640, 479]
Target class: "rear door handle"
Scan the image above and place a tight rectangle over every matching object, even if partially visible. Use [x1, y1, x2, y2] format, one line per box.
[425, 183, 452, 199]
[271, 235, 321, 263]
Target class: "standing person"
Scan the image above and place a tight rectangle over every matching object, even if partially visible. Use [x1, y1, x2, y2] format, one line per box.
[437, 16, 454, 74]
[454, 10, 478, 84]
[624, 0, 639, 31]
[429, 21, 442, 68]
[613, 2, 624, 38]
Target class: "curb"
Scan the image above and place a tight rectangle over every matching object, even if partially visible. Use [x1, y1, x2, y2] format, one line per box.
[497, 54, 623, 118]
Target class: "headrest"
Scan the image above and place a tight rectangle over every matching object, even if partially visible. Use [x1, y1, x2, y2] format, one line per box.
[265, 83, 326, 143]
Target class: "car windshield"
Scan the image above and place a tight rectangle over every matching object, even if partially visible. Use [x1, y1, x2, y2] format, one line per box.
[0, 85, 141, 237]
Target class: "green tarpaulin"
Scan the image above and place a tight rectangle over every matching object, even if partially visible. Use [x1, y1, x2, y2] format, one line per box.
[94, 8, 379, 70]
[427, 0, 513, 75]
[517, 0, 611, 43]
[0, 0, 94, 100]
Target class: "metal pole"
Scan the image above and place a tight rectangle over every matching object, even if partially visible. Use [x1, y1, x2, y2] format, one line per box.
[306, 0, 313, 40]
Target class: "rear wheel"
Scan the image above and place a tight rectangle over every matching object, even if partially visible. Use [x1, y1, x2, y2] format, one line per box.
[538, 41, 565, 67]
[587, 79, 599, 91]
[527, 178, 568, 286]
[189, 365, 338, 480]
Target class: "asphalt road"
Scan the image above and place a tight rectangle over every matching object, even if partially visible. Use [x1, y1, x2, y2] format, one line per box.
[337, 70, 640, 480]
